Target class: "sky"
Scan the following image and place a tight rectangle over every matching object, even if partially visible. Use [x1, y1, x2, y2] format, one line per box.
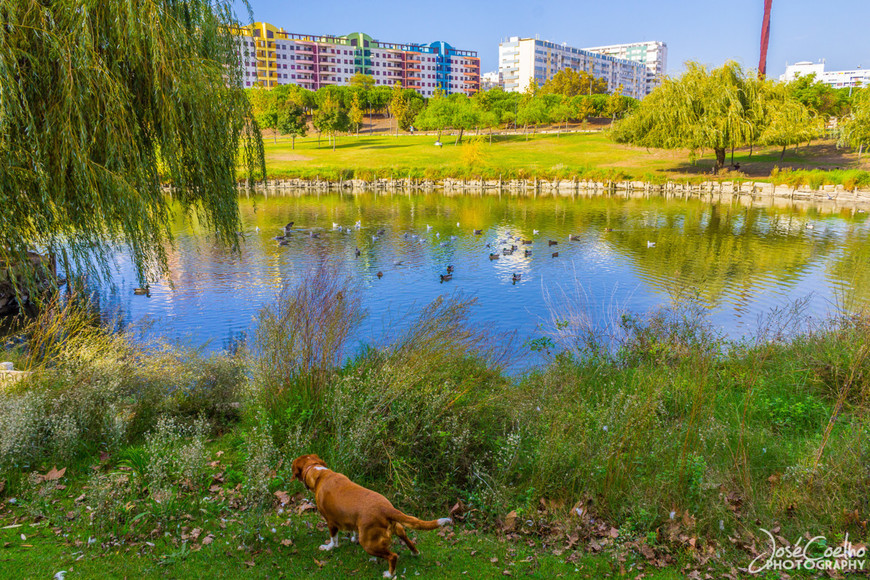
[234, 0, 868, 78]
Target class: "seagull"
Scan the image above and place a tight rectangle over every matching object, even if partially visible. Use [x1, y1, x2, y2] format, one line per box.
[426, 224, 432, 231]
[394, 260, 403, 266]
[647, 241, 656, 248]
[435, 232, 440, 238]
[806, 224, 814, 230]
[450, 235, 457, 240]
[372, 235, 379, 241]
[332, 222, 339, 229]
[533, 229, 540, 235]
[456, 221, 460, 227]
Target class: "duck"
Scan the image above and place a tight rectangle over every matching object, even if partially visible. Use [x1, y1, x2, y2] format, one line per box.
[806, 224, 814, 230]
[133, 284, 151, 297]
[278, 240, 289, 246]
[646, 241, 656, 248]
[355, 247, 361, 257]
[284, 221, 294, 230]
[551, 252, 559, 258]
[473, 229, 483, 235]
[354, 220, 362, 229]
[522, 239, 532, 245]
[568, 234, 580, 241]
[489, 253, 500, 260]
[376, 271, 383, 278]
[524, 250, 532, 257]
[273, 235, 285, 241]
[548, 240, 558, 246]
[605, 228, 613, 232]
[446, 265, 454, 273]
[440, 274, 453, 282]
[394, 260, 403, 266]
[511, 244, 518, 251]
[377, 228, 386, 236]
[512, 273, 522, 283]
[372, 235, 379, 241]
[309, 231, 320, 239]
[502, 248, 514, 256]
[440, 242, 448, 247]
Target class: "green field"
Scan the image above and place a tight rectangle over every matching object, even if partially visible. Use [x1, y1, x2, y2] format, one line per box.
[259, 131, 870, 184]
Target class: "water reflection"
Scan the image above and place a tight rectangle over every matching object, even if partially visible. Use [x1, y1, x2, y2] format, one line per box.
[100, 191, 870, 354]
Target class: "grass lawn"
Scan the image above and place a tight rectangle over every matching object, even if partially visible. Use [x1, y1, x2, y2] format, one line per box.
[0, 512, 689, 579]
[259, 131, 869, 183]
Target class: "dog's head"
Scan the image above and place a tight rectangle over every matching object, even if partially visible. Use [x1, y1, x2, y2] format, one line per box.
[290, 454, 327, 488]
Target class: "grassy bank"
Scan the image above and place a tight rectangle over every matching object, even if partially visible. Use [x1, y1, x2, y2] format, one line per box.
[257, 132, 870, 187]
[1, 275, 868, 577]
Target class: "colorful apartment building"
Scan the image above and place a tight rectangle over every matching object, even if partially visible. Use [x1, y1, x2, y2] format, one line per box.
[498, 36, 664, 99]
[235, 22, 480, 97]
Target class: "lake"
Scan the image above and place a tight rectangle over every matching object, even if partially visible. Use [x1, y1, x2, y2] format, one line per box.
[99, 190, 870, 358]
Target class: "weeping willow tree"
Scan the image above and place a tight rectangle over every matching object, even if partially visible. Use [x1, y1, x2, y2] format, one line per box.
[841, 87, 870, 157]
[0, 0, 265, 298]
[612, 61, 756, 172]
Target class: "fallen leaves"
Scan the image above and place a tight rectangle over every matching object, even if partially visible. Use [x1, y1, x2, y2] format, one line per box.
[36, 467, 66, 483]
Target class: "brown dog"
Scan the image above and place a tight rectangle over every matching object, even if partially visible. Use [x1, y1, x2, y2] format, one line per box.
[291, 454, 452, 578]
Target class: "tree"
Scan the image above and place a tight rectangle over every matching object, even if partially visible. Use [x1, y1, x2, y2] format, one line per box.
[450, 96, 481, 145]
[349, 73, 375, 92]
[276, 101, 308, 149]
[842, 87, 870, 157]
[550, 98, 573, 135]
[415, 90, 453, 141]
[0, 0, 263, 291]
[541, 69, 607, 97]
[612, 61, 757, 172]
[349, 91, 365, 136]
[388, 82, 423, 135]
[789, 73, 851, 119]
[313, 93, 350, 151]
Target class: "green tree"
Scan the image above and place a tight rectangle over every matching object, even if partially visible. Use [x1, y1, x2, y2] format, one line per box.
[550, 98, 573, 135]
[450, 96, 481, 145]
[612, 61, 756, 172]
[349, 73, 375, 91]
[276, 101, 308, 149]
[842, 87, 870, 157]
[759, 83, 822, 160]
[313, 93, 350, 151]
[541, 68, 607, 97]
[0, 0, 263, 290]
[789, 73, 851, 119]
[388, 82, 423, 135]
[415, 90, 454, 141]
[349, 91, 365, 136]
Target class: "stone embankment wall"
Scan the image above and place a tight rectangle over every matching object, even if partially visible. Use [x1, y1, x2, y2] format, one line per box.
[169, 179, 870, 208]
[0, 362, 30, 386]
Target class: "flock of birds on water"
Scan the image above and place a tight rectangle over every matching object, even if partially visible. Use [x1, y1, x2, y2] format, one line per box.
[268, 220, 635, 285]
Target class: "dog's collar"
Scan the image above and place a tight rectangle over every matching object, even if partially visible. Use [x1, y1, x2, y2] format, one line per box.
[300, 464, 327, 490]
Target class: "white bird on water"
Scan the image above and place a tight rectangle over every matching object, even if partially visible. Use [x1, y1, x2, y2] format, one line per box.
[647, 241, 656, 248]
[426, 224, 432, 231]
[533, 229, 540, 235]
[354, 220, 362, 229]
[456, 221, 460, 227]
[436, 232, 440, 238]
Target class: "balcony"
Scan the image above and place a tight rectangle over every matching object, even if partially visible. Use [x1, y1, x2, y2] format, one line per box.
[295, 45, 314, 53]
[383, 53, 402, 61]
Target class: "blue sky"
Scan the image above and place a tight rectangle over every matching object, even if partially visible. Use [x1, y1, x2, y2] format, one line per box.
[234, 0, 868, 77]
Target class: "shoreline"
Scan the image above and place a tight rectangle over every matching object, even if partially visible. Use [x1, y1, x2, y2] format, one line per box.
[169, 177, 870, 211]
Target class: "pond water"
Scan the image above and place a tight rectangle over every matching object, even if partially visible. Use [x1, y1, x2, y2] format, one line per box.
[98, 190, 870, 358]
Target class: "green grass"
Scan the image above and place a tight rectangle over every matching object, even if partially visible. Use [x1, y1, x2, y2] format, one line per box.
[256, 132, 870, 184]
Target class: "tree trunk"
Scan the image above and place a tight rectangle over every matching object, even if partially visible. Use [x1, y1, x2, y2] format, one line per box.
[489, 126, 493, 145]
[274, 130, 277, 144]
[780, 145, 786, 161]
[730, 146, 734, 166]
[292, 136, 296, 150]
[714, 147, 726, 172]
[333, 134, 336, 152]
[454, 128, 464, 145]
[748, 142, 754, 159]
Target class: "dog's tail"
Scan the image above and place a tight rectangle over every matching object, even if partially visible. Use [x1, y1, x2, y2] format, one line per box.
[387, 509, 452, 531]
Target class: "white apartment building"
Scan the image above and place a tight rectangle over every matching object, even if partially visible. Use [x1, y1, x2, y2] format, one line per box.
[481, 71, 501, 90]
[780, 61, 869, 89]
[498, 37, 651, 99]
[584, 41, 667, 95]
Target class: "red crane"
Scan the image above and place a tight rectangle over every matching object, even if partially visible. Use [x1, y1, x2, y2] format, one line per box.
[758, 0, 773, 77]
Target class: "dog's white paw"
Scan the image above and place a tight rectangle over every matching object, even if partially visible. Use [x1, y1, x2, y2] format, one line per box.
[437, 517, 453, 527]
[318, 543, 332, 551]
[382, 571, 394, 578]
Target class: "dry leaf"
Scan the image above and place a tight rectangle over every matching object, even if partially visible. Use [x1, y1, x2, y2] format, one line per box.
[40, 467, 66, 482]
[490, 557, 498, 564]
[274, 491, 290, 505]
[281, 539, 293, 547]
[503, 511, 517, 531]
[609, 527, 619, 538]
[202, 535, 214, 546]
